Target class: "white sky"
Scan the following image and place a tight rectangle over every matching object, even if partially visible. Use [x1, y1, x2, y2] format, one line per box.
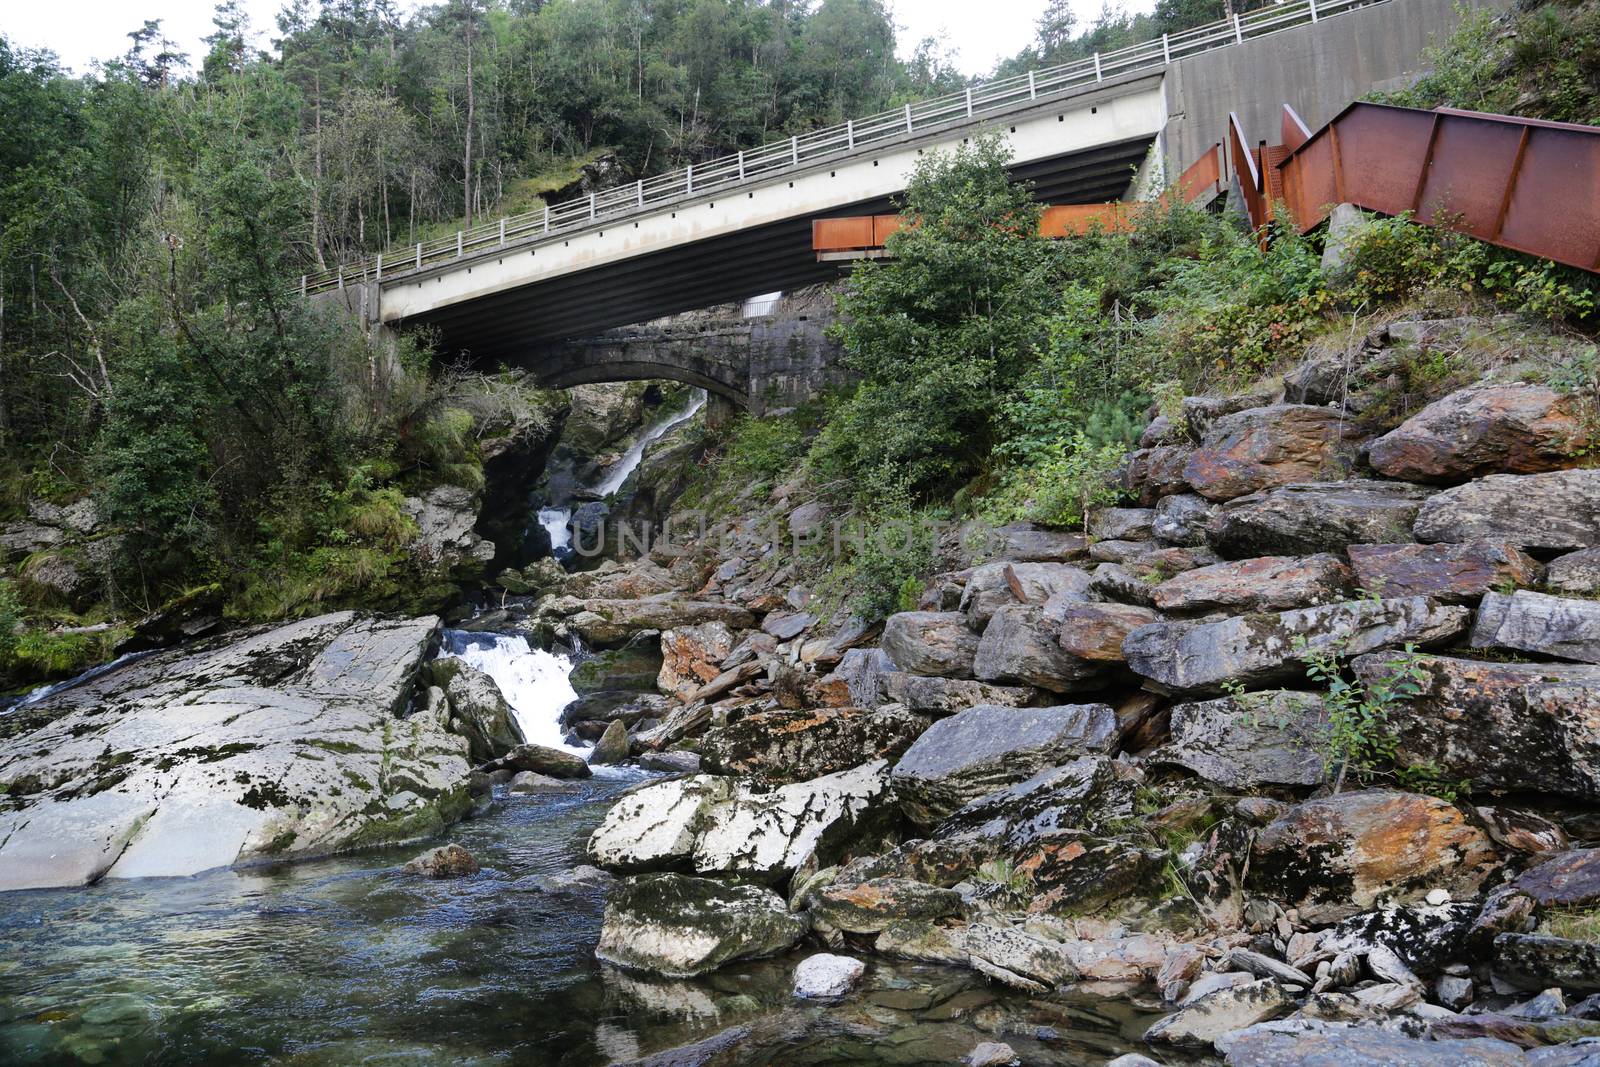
[6, 0, 1153, 80]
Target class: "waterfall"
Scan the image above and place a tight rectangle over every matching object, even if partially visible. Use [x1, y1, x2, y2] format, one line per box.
[440, 631, 585, 754]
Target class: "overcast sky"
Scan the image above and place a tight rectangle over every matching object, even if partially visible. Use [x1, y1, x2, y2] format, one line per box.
[6, 0, 1154, 80]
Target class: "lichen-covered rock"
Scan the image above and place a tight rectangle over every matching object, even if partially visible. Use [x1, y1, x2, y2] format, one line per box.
[566, 597, 756, 646]
[1472, 591, 1600, 664]
[1152, 554, 1353, 614]
[1090, 562, 1158, 607]
[1548, 549, 1600, 596]
[816, 647, 898, 709]
[595, 873, 808, 977]
[792, 953, 865, 998]
[699, 705, 929, 782]
[488, 743, 592, 779]
[1223, 1026, 1526, 1066]
[1369, 383, 1592, 484]
[1183, 405, 1363, 502]
[589, 719, 629, 765]
[1057, 602, 1161, 662]
[1351, 653, 1600, 799]
[1208, 481, 1432, 558]
[1153, 692, 1328, 788]
[880, 611, 982, 678]
[974, 604, 1106, 692]
[964, 922, 1080, 991]
[1415, 470, 1600, 550]
[657, 621, 736, 702]
[1123, 596, 1470, 696]
[1153, 493, 1215, 547]
[1091, 507, 1157, 541]
[1348, 541, 1543, 604]
[965, 522, 1090, 563]
[811, 876, 963, 934]
[403, 842, 479, 878]
[1511, 849, 1600, 908]
[890, 704, 1119, 826]
[959, 561, 1093, 628]
[404, 485, 496, 579]
[1144, 979, 1294, 1048]
[1248, 790, 1502, 923]
[587, 775, 735, 871]
[884, 673, 1036, 715]
[441, 661, 524, 762]
[0, 613, 470, 891]
[1494, 934, 1600, 994]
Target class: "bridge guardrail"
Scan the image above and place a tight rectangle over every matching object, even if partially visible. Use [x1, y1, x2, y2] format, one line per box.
[300, 0, 1390, 297]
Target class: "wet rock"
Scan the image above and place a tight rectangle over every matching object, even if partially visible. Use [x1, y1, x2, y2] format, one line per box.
[1152, 554, 1354, 614]
[1369, 383, 1591, 484]
[1207, 481, 1432, 558]
[440, 661, 524, 762]
[1351, 653, 1600, 799]
[1472, 591, 1600, 664]
[1184, 404, 1363, 501]
[636, 751, 701, 774]
[792, 953, 865, 998]
[960, 561, 1093, 628]
[1123, 596, 1469, 696]
[1224, 1025, 1527, 1065]
[963, 1042, 1020, 1067]
[1153, 493, 1215, 547]
[1180, 971, 1256, 1006]
[1057, 602, 1161, 662]
[890, 703, 1118, 826]
[490, 743, 592, 779]
[510, 771, 577, 794]
[1092, 507, 1157, 541]
[699, 705, 929, 782]
[567, 598, 756, 646]
[0, 612, 471, 891]
[884, 673, 1036, 715]
[403, 843, 479, 879]
[1144, 978, 1293, 1048]
[588, 775, 735, 871]
[811, 876, 963, 934]
[974, 604, 1106, 692]
[964, 922, 1080, 991]
[1153, 691, 1327, 788]
[881, 611, 982, 678]
[1415, 470, 1600, 550]
[1495, 935, 1600, 995]
[1549, 550, 1600, 597]
[1348, 541, 1543, 604]
[589, 720, 630, 765]
[1249, 790, 1502, 923]
[595, 873, 808, 978]
[657, 622, 736, 702]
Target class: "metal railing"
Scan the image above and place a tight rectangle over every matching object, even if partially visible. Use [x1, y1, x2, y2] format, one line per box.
[301, 0, 1390, 296]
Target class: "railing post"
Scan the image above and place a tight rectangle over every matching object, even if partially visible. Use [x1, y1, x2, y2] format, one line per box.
[499, 218, 506, 246]
[1308, 0, 1318, 21]
[791, 135, 799, 166]
[686, 164, 693, 194]
[1027, 70, 1036, 98]
[965, 87, 973, 117]
[337, 266, 343, 290]
[300, 274, 307, 297]
[1234, 13, 1244, 42]
[737, 150, 745, 180]
[1093, 52, 1103, 81]
[904, 103, 913, 133]
[637, 179, 644, 207]
[1162, 33, 1171, 63]
[544, 206, 550, 233]
[456, 231, 463, 257]
[589, 192, 596, 219]
[846, 119, 854, 150]
[416, 243, 422, 269]
[376, 252, 382, 281]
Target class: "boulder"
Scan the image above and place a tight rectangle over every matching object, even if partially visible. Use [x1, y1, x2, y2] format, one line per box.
[1153, 692, 1328, 788]
[1057, 602, 1162, 662]
[964, 1043, 1021, 1067]
[1348, 541, 1543, 604]
[1125, 445, 1195, 504]
[959, 561, 1093, 628]
[964, 922, 1080, 991]
[1351, 653, 1600, 799]
[1183, 405, 1363, 502]
[595, 873, 808, 977]
[441, 661, 524, 762]
[1415, 470, 1600, 550]
[637, 751, 702, 774]
[403, 485, 496, 579]
[1549, 549, 1600, 596]
[934, 756, 1135, 846]
[816, 647, 898, 709]
[1182, 391, 1280, 439]
[589, 719, 630, 765]
[657, 621, 737, 702]
[810, 876, 963, 934]
[1368, 383, 1591, 484]
[1144, 979, 1294, 1048]
[880, 611, 982, 678]
[587, 775, 735, 871]
[967, 523, 1090, 563]
[510, 771, 575, 794]
[490, 743, 592, 779]
[1122, 596, 1470, 696]
[1152, 554, 1353, 614]
[891, 703, 1118, 826]
[973, 604, 1105, 692]
[793, 953, 866, 999]
[1472, 591, 1600, 664]
[0, 612, 472, 891]
[1248, 790, 1502, 923]
[1208, 481, 1432, 558]
[1090, 562, 1157, 607]
[403, 843, 479, 879]
[1511, 850, 1600, 908]
[1153, 493, 1215, 547]
[884, 673, 1036, 715]
[1494, 934, 1600, 994]
[1091, 507, 1157, 541]
[1223, 1026, 1527, 1066]
[567, 597, 756, 646]
[699, 705, 929, 782]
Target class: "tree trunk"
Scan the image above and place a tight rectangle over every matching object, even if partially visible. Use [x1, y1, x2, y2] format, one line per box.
[313, 71, 327, 269]
[463, 0, 476, 229]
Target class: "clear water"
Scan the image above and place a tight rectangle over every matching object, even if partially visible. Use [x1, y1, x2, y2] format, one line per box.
[0, 635, 1169, 1066]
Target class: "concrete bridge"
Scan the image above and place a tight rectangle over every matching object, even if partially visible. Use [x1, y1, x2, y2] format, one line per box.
[314, 0, 1501, 406]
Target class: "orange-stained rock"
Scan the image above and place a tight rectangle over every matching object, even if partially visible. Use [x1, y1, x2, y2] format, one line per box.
[1249, 789, 1502, 923]
[1057, 602, 1161, 662]
[1370, 383, 1592, 485]
[657, 621, 737, 702]
[699, 705, 930, 783]
[811, 876, 963, 934]
[1348, 541, 1542, 604]
[1152, 554, 1353, 614]
[1183, 405, 1365, 502]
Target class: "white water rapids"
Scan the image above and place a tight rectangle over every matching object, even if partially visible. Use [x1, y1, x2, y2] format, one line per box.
[441, 632, 585, 754]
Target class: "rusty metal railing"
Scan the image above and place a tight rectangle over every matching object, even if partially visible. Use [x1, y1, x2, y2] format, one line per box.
[302, 0, 1394, 296]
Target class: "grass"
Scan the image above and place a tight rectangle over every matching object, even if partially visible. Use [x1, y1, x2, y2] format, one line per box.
[1541, 907, 1600, 942]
